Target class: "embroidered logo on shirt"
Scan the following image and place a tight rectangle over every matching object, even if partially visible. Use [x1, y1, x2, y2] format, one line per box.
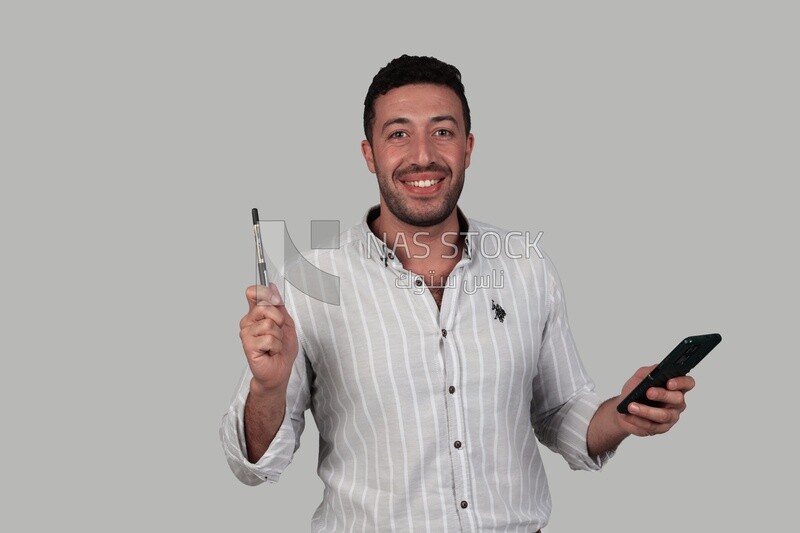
[491, 299, 506, 323]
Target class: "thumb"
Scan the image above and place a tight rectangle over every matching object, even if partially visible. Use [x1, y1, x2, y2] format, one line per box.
[246, 283, 283, 310]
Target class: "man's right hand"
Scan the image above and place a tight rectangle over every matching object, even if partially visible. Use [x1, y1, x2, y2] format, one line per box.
[239, 283, 299, 397]
[239, 283, 299, 462]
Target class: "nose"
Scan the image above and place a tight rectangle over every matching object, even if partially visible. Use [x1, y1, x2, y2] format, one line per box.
[409, 134, 434, 166]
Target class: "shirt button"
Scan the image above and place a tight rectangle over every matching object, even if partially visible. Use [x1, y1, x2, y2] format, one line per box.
[441, 329, 447, 338]
[415, 278, 423, 287]
[454, 440, 462, 449]
[460, 500, 468, 509]
[449, 386, 456, 394]
[387, 251, 394, 259]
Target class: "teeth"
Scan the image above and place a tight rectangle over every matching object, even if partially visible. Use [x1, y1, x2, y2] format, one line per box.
[408, 179, 440, 188]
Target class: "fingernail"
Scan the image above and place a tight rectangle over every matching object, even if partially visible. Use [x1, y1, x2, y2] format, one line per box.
[629, 403, 640, 414]
[270, 293, 282, 305]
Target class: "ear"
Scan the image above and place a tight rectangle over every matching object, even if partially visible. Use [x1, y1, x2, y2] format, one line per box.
[361, 140, 376, 174]
[464, 133, 475, 169]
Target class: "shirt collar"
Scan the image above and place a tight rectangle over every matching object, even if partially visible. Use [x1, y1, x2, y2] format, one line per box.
[359, 205, 474, 266]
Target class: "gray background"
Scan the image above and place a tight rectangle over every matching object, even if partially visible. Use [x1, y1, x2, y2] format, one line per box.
[2, 1, 796, 531]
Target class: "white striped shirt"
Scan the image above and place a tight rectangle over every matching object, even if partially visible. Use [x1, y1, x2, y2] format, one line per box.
[220, 207, 613, 532]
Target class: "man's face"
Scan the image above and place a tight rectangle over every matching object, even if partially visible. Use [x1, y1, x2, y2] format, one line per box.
[361, 83, 474, 228]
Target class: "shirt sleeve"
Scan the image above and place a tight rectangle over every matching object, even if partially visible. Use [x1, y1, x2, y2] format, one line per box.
[219, 343, 312, 485]
[530, 254, 615, 471]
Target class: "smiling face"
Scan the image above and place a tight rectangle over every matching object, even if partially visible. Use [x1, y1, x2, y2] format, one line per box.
[361, 83, 474, 229]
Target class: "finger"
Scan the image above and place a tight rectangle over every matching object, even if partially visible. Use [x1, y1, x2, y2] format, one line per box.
[632, 364, 658, 380]
[248, 335, 283, 359]
[627, 402, 678, 425]
[645, 387, 687, 408]
[619, 413, 664, 436]
[240, 304, 286, 329]
[246, 283, 283, 310]
[243, 319, 282, 340]
[247, 296, 296, 332]
[666, 375, 695, 393]
[620, 409, 677, 435]
[245, 284, 268, 310]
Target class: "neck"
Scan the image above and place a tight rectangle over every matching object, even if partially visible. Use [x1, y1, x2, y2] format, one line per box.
[371, 204, 463, 267]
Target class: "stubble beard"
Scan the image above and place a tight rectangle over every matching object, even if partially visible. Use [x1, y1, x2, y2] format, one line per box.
[375, 163, 466, 228]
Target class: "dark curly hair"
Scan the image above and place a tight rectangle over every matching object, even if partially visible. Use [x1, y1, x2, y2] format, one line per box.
[363, 55, 471, 143]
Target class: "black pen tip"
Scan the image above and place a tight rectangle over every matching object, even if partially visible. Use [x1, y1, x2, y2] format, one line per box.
[252, 208, 259, 224]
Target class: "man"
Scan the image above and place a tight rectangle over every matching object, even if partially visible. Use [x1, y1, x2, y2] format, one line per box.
[220, 55, 694, 532]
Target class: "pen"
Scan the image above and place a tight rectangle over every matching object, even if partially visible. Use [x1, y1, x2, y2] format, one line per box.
[252, 208, 270, 286]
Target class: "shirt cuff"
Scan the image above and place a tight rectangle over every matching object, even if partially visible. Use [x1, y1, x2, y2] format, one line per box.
[555, 390, 615, 471]
[220, 391, 298, 485]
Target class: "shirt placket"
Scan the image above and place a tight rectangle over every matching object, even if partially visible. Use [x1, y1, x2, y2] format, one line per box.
[438, 259, 478, 532]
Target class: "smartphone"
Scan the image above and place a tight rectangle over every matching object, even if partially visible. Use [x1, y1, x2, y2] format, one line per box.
[616, 333, 722, 414]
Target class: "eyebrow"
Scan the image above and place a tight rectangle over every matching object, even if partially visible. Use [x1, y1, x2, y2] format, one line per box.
[380, 115, 460, 134]
[430, 115, 458, 127]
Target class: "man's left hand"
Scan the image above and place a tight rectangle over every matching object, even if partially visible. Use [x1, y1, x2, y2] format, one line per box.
[617, 364, 695, 437]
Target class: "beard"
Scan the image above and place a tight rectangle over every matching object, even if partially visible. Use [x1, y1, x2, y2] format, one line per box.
[375, 162, 466, 228]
